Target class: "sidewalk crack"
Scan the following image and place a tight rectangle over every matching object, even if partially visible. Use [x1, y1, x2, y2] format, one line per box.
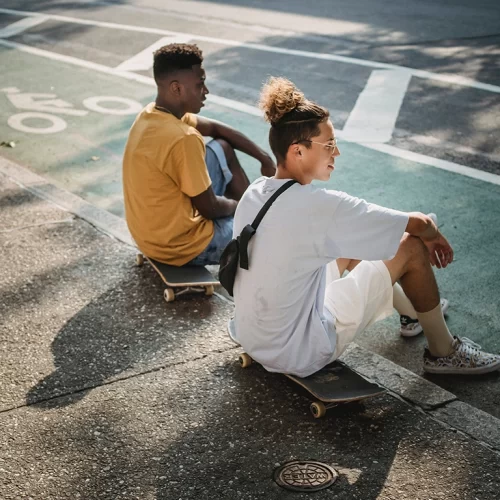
[0, 217, 75, 233]
[0, 345, 240, 415]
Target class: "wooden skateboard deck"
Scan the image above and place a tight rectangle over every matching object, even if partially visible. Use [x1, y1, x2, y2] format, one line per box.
[228, 320, 385, 418]
[136, 253, 219, 303]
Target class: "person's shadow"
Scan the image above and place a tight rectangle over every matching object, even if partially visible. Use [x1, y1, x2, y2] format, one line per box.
[26, 265, 234, 409]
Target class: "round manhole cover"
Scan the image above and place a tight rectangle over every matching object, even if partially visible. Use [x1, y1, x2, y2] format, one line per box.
[273, 460, 338, 492]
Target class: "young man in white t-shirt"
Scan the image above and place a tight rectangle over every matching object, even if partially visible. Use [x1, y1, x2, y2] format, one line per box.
[229, 77, 500, 378]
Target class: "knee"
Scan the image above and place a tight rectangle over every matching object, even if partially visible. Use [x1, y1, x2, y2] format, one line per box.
[399, 233, 427, 262]
[214, 138, 235, 161]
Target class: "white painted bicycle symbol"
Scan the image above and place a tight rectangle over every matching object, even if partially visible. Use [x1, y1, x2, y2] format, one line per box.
[2, 87, 142, 134]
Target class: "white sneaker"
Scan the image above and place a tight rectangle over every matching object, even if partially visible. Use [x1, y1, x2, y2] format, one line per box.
[400, 298, 449, 337]
[423, 336, 500, 375]
[428, 212, 438, 225]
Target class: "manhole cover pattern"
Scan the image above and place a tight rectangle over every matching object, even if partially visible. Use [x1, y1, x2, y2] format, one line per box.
[273, 460, 338, 492]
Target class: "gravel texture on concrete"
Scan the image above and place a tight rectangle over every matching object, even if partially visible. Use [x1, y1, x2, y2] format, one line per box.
[2, 351, 500, 500]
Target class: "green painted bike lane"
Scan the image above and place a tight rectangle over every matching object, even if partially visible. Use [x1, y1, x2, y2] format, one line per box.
[0, 49, 155, 215]
[1, 48, 500, 411]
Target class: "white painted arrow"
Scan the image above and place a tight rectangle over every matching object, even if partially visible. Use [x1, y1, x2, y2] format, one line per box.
[0, 16, 48, 38]
[6, 93, 88, 116]
[114, 36, 192, 73]
[341, 69, 412, 143]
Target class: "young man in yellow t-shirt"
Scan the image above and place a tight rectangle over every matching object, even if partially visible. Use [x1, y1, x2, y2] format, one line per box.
[123, 43, 276, 266]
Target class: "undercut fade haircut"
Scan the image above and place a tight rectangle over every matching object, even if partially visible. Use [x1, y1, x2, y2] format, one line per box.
[153, 43, 204, 82]
[259, 77, 329, 164]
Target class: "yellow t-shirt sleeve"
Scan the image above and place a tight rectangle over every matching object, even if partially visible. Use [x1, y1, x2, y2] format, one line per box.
[181, 113, 198, 128]
[166, 134, 211, 197]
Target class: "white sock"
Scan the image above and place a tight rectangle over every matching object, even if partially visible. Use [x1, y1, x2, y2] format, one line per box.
[393, 282, 417, 318]
[417, 303, 454, 357]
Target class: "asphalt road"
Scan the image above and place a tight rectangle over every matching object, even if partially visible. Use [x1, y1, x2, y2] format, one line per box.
[2, 0, 499, 168]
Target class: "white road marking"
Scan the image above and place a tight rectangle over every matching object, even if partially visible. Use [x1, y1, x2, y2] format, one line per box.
[0, 38, 499, 186]
[88, 0, 339, 44]
[82, 96, 143, 115]
[8, 112, 67, 134]
[0, 15, 48, 38]
[0, 38, 142, 80]
[206, 95, 262, 117]
[0, 7, 499, 94]
[407, 133, 500, 165]
[359, 142, 500, 186]
[4, 91, 88, 116]
[342, 69, 412, 143]
[114, 35, 191, 72]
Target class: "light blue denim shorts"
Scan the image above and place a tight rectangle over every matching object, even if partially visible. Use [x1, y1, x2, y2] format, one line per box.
[188, 139, 234, 266]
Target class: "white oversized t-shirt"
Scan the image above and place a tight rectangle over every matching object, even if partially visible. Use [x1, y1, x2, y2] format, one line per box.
[231, 177, 409, 377]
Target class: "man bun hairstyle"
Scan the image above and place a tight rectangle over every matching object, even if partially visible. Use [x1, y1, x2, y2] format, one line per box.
[259, 77, 329, 163]
[153, 43, 203, 82]
[260, 77, 306, 126]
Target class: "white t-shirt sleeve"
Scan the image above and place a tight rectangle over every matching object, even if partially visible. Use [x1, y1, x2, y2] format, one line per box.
[325, 191, 409, 261]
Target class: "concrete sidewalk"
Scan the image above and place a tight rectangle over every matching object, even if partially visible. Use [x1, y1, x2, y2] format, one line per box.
[1, 168, 500, 499]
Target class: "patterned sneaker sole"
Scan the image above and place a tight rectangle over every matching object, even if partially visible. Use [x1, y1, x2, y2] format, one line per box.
[399, 298, 449, 337]
[424, 358, 500, 375]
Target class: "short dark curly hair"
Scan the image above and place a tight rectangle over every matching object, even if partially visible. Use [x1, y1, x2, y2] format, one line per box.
[153, 43, 204, 82]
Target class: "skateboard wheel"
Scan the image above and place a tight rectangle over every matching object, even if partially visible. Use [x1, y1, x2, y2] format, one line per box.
[136, 254, 144, 267]
[310, 401, 327, 419]
[164, 288, 175, 303]
[205, 285, 214, 296]
[239, 353, 253, 368]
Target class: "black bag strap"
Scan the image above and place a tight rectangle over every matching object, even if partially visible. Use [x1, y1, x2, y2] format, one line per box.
[239, 179, 297, 269]
[251, 179, 298, 230]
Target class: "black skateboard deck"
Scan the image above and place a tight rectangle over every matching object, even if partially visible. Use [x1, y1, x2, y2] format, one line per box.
[136, 253, 219, 303]
[228, 320, 385, 418]
[284, 363, 385, 417]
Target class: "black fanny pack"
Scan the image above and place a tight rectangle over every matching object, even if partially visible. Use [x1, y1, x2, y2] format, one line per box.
[219, 180, 297, 296]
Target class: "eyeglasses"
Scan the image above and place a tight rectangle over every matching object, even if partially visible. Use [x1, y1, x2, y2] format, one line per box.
[294, 138, 338, 152]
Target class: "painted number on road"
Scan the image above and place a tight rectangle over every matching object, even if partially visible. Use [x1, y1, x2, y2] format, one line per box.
[2, 87, 142, 134]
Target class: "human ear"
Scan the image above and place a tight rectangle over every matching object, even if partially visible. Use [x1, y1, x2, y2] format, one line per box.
[169, 80, 182, 96]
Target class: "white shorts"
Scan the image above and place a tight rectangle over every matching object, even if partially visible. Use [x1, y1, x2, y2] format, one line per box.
[324, 260, 394, 359]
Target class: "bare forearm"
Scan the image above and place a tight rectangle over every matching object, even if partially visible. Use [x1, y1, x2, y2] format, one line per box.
[191, 185, 237, 220]
[406, 212, 454, 268]
[209, 196, 238, 219]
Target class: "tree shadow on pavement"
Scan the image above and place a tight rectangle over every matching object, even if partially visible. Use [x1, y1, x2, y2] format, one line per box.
[8, 350, 499, 499]
[185, 0, 500, 54]
[203, 29, 499, 151]
[1, 0, 128, 15]
[152, 358, 497, 499]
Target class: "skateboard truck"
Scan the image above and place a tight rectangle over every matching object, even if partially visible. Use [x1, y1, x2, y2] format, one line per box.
[136, 253, 219, 303]
[237, 351, 385, 419]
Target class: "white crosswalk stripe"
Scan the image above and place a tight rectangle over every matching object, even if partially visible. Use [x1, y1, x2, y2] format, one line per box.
[342, 69, 412, 143]
[115, 36, 192, 72]
[0, 16, 48, 38]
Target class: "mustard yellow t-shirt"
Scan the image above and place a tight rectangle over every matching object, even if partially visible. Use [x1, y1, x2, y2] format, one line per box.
[123, 103, 214, 265]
